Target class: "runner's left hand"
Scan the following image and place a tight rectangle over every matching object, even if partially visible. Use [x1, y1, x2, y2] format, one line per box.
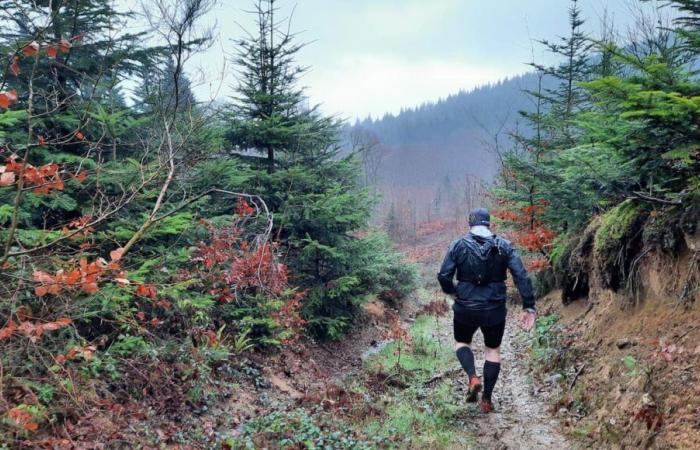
[520, 310, 536, 331]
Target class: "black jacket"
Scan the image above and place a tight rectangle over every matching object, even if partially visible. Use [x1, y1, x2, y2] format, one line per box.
[437, 232, 535, 310]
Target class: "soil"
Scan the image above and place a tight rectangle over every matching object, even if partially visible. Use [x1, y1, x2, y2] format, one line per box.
[456, 314, 573, 450]
[538, 287, 700, 450]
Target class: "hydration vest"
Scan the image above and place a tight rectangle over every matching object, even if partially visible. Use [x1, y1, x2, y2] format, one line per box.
[455, 234, 509, 286]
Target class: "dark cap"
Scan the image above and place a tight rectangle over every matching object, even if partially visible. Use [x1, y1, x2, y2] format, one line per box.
[468, 208, 490, 227]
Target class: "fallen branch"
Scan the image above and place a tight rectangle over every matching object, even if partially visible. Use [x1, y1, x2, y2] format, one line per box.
[569, 364, 586, 391]
[630, 191, 682, 205]
[424, 367, 461, 386]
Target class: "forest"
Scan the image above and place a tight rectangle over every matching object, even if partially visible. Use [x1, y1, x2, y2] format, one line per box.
[0, 0, 699, 448]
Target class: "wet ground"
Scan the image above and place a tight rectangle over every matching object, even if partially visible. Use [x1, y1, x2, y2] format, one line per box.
[434, 310, 574, 450]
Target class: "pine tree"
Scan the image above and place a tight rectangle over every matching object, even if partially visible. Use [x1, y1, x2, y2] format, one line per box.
[226, 0, 336, 173]
[530, 0, 592, 141]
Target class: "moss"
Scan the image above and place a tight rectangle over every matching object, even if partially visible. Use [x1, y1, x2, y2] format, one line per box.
[593, 200, 649, 291]
[549, 232, 570, 269]
[594, 200, 647, 254]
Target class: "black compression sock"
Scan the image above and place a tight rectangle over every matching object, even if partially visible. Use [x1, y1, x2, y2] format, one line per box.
[483, 361, 501, 402]
[456, 347, 476, 378]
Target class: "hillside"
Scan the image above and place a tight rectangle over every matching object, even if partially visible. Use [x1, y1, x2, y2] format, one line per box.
[345, 72, 553, 228]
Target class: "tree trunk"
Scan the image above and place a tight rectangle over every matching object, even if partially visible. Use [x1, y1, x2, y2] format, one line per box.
[267, 147, 274, 173]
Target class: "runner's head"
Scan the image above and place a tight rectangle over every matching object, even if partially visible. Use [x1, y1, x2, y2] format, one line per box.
[468, 208, 490, 228]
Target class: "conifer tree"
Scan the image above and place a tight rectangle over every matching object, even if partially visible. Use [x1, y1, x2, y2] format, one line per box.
[227, 0, 336, 173]
[530, 0, 592, 142]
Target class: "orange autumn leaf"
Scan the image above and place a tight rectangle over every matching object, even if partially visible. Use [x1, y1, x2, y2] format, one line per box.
[135, 284, 157, 299]
[22, 41, 39, 56]
[58, 38, 72, 53]
[75, 130, 85, 140]
[0, 90, 18, 109]
[81, 281, 98, 294]
[110, 247, 124, 262]
[235, 198, 255, 216]
[0, 171, 16, 186]
[8, 407, 38, 432]
[41, 317, 72, 332]
[35, 285, 49, 297]
[156, 298, 172, 309]
[0, 320, 17, 340]
[65, 347, 80, 360]
[74, 170, 88, 182]
[10, 56, 20, 76]
[46, 45, 57, 58]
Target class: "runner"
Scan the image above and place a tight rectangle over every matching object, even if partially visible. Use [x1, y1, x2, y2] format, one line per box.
[437, 208, 537, 412]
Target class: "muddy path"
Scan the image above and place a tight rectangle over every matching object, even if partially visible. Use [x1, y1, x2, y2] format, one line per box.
[423, 302, 573, 450]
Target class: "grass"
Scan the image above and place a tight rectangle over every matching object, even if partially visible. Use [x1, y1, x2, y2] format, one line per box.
[357, 313, 478, 449]
[365, 314, 453, 380]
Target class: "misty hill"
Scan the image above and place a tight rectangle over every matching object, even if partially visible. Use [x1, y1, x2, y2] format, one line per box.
[348, 72, 546, 192]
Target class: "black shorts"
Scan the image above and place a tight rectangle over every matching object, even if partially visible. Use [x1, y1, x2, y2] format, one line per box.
[453, 304, 507, 349]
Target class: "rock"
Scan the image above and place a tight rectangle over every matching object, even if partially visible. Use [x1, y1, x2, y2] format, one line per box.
[546, 373, 563, 384]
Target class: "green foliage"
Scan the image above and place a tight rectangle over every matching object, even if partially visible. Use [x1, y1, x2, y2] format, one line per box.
[224, 2, 417, 338]
[229, 408, 383, 449]
[302, 232, 417, 339]
[366, 315, 454, 389]
[497, 1, 700, 303]
[593, 200, 646, 254]
[532, 314, 562, 367]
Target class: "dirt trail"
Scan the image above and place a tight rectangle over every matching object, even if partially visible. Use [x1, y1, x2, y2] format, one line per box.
[434, 310, 573, 450]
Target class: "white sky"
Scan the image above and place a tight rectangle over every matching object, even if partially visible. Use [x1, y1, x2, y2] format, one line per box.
[167, 0, 657, 120]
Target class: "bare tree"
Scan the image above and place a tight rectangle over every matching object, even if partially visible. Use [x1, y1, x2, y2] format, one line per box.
[349, 126, 388, 193]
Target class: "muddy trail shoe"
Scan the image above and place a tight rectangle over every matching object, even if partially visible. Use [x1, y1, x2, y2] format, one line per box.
[466, 376, 482, 402]
[480, 399, 494, 413]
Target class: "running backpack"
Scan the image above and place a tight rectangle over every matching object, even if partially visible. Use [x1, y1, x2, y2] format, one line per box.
[456, 235, 508, 286]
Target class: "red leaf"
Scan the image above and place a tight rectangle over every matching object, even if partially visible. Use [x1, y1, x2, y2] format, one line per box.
[135, 284, 157, 299]
[81, 281, 99, 294]
[22, 41, 39, 56]
[0, 171, 16, 186]
[41, 317, 72, 332]
[58, 38, 72, 53]
[46, 45, 57, 58]
[136, 311, 146, 321]
[10, 57, 20, 76]
[110, 247, 124, 262]
[74, 170, 88, 182]
[75, 130, 85, 140]
[35, 285, 49, 297]
[0, 90, 18, 109]
[0, 320, 17, 340]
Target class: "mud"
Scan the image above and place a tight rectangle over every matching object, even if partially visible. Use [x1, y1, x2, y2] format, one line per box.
[439, 310, 574, 450]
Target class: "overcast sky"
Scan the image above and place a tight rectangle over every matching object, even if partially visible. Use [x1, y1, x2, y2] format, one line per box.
[179, 0, 655, 120]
